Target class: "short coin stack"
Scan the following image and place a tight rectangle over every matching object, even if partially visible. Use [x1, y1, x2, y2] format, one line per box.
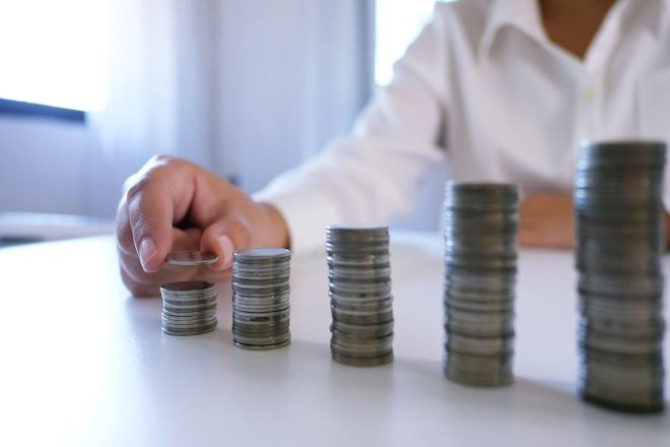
[161, 251, 219, 336]
[575, 141, 666, 413]
[232, 248, 292, 350]
[327, 225, 394, 367]
[443, 182, 519, 386]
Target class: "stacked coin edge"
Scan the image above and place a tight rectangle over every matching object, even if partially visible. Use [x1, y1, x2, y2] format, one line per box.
[443, 182, 519, 387]
[575, 140, 666, 413]
[328, 225, 395, 367]
[160, 281, 218, 335]
[232, 248, 292, 350]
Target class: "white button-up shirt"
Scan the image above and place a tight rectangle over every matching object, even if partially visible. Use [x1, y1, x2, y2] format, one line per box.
[255, 0, 670, 253]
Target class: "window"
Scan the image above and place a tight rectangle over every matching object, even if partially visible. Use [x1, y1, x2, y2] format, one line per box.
[0, 0, 108, 112]
[375, 0, 452, 86]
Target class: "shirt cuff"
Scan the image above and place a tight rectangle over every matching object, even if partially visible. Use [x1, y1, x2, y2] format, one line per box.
[252, 187, 340, 255]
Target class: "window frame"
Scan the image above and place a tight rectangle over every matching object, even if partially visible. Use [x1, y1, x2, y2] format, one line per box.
[0, 98, 85, 124]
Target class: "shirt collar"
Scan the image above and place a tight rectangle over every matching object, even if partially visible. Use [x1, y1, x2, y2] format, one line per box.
[654, 0, 670, 37]
[479, 0, 670, 58]
[479, 0, 546, 58]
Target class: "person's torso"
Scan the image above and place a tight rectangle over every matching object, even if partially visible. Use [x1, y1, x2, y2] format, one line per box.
[435, 0, 670, 195]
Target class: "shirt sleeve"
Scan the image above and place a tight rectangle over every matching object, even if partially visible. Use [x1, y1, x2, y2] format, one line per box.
[253, 10, 449, 254]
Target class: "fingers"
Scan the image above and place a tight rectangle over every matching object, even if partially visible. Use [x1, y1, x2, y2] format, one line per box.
[118, 227, 199, 290]
[121, 156, 197, 272]
[200, 216, 253, 271]
[126, 178, 177, 272]
[118, 226, 232, 296]
[115, 154, 264, 296]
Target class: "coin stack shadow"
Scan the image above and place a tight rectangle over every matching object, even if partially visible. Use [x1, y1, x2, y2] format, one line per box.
[575, 141, 666, 413]
[443, 182, 519, 386]
[232, 248, 292, 350]
[161, 281, 218, 335]
[327, 225, 394, 366]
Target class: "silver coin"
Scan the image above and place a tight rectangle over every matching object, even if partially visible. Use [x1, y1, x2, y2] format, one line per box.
[444, 182, 519, 210]
[331, 341, 394, 357]
[446, 297, 514, 313]
[331, 320, 394, 337]
[163, 321, 218, 332]
[579, 316, 665, 338]
[162, 321, 218, 336]
[331, 298, 394, 314]
[233, 322, 290, 334]
[444, 237, 517, 254]
[234, 247, 291, 260]
[329, 282, 392, 296]
[326, 225, 389, 242]
[444, 254, 517, 270]
[233, 341, 291, 351]
[233, 332, 291, 349]
[233, 304, 290, 314]
[232, 320, 290, 331]
[444, 321, 514, 339]
[444, 368, 513, 387]
[445, 277, 516, 294]
[162, 296, 218, 306]
[162, 303, 218, 314]
[162, 313, 217, 323]
[578, 334, 662, 356]
[578, 273, 663, 297]
[328, 267, 392, 281]
[443, 352, 514, 387]
[234, 266, 291, 278]
[444, 333, 514, 356]
[331, 350, 394, 367]
[327, 256, 391, 269]
[161, 280, 216, 293]
[165, 251, 218, 266]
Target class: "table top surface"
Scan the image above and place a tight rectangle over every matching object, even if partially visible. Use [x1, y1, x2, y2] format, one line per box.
[0, 232, 668, 447]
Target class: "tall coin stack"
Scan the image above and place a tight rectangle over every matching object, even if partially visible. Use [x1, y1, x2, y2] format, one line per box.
[232, 248, 292, 350]
[161, 281, 218, 335]
[575, 141, 666, 413]
[443, 182, 519, 386]
[327, 225, 394, 367]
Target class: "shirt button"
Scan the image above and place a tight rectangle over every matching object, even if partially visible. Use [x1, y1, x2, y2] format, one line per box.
[582, 85, 596, 102]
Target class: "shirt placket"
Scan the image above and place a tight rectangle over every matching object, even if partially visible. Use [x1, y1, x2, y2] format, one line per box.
[574, 70, 600, 144]
[575, 0, 629, 144]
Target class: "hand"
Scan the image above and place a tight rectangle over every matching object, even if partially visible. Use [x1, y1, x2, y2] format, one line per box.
[519, 194, 574, 248]
[116, 155, 290, 296]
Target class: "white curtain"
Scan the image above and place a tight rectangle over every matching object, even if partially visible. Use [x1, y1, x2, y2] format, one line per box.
[85, 0, 374, 217]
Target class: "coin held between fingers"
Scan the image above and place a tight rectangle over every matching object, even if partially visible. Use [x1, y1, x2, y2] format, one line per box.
[165, 251, 219, 266]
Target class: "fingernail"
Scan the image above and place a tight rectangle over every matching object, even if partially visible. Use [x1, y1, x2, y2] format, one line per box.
[139, 238, 158, 272]
[217, 235, 234, 270]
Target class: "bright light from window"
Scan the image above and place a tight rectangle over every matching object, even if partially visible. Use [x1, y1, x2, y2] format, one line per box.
[375, 0, 452, 86]
[0, 0, 108, 111]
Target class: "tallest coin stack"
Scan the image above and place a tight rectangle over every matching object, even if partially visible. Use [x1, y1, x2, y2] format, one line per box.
[575, 141, 666, 413]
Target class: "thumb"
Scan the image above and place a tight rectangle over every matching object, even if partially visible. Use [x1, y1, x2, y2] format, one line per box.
[200, 216, 252, 271]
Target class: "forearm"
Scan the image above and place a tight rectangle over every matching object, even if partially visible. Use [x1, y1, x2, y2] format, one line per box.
[518, 194, 574, 248]
[519, 193, 670, 250]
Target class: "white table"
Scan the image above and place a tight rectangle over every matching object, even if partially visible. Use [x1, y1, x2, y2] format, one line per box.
[1, 233, 668, 446]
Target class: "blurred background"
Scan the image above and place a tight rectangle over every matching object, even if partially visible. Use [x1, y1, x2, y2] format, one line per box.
[0, 0, 450, 243]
